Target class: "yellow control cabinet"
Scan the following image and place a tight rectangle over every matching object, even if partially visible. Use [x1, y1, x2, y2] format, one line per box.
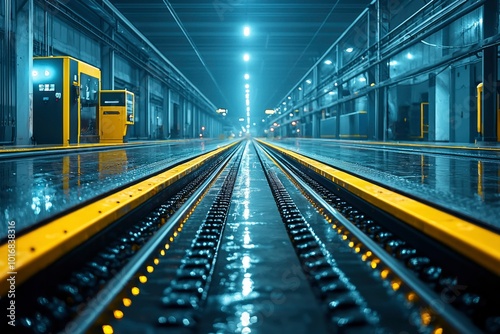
[33, 56, 101, 145]
[99, 90, 134, 143]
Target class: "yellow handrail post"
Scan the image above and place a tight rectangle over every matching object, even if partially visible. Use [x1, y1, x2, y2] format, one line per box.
[477, 82, 483, 136]
[419, 102, 429, 139]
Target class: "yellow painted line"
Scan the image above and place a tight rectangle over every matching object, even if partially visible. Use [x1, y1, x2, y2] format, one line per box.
[257, 139, 500, 276]
[0, 139, 188, 154]
[313, 138, 500, 152]
[0, 141, 239, 295]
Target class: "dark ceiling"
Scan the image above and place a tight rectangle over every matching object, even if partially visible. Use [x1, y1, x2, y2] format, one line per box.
[110, 0, 372, 126]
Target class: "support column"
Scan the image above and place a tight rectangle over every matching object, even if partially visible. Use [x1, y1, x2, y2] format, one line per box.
[378, 0, 390, 141]
[311, 112, 319, 138]
[100, 29, 114, 90]
[162, 85, 169, 139]
[435, 68, 450, 141]
[428, 73, 437, 141]
[139, 70, 148, 139]
[481, 0, 499, 142]
[15, 0, 33, 145]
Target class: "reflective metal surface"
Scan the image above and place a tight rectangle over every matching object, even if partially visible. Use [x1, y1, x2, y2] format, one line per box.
[199, 142, 328, 333]
[268, 139, 500, 230]
[0, 140, 227, 239]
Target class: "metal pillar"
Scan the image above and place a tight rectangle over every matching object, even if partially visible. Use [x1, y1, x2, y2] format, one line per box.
[428, 73, 437, 141]
[138, 70, 148, 139]
[15, 0, 34, 145]
[162, 85, 169, 139]
[101, 28, 114, 91]
[481, 0, 499, 142]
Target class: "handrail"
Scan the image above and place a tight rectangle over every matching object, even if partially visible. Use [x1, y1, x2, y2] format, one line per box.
[477, 83, 483, 135]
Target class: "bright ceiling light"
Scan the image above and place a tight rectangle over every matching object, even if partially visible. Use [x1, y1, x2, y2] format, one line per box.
[245, 84, 250, 89]
[406, 52, 414, 60]
[306, 79, 312, 84]
[244, 73, 250, 80]
[243, 26, 251, 37]
[243, 53, 250, 62]
[324, 59, 332, 65]
[345, 47, 354, 53]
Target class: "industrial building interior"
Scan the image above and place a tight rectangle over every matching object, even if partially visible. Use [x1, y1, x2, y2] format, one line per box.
[1, 1, 500, 334]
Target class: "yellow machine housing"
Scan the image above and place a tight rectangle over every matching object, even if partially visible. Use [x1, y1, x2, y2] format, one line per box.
[32, 56, 101, 145]
[99, 90, 135, 143]
[477, 82, 500, 141]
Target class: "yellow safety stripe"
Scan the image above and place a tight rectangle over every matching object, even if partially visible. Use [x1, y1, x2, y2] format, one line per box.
[299, 138, 500, 152]
[0, 139, 187, 154]
[258, 139, 500, 276]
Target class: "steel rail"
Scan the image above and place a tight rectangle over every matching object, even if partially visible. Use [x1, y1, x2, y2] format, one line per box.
[256, 141, 483, 334]
[64, 143, 244, 334]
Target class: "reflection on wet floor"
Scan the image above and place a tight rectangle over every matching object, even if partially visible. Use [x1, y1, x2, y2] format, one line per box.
[0, 140, 227, 239]
[272, 138, 500, 229]
[200, 142, 327, 334]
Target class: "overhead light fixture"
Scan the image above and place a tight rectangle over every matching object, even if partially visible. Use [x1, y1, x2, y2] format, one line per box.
[345, 47, 354, 53]
[244, 73, 250, 80]
[243, 53, 250, 62]
[245, 84, 250, 89]
[406, 52, 414, 60]
[306, 79, 312, 84]
[243, 26, 251, 37]
[324, 60, 332, 65]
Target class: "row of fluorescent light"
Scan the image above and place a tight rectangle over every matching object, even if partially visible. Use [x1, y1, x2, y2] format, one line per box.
[242, 26, 251, 131]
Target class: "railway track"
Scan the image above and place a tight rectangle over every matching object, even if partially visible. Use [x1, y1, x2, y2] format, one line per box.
[2, 139, 499, 333]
